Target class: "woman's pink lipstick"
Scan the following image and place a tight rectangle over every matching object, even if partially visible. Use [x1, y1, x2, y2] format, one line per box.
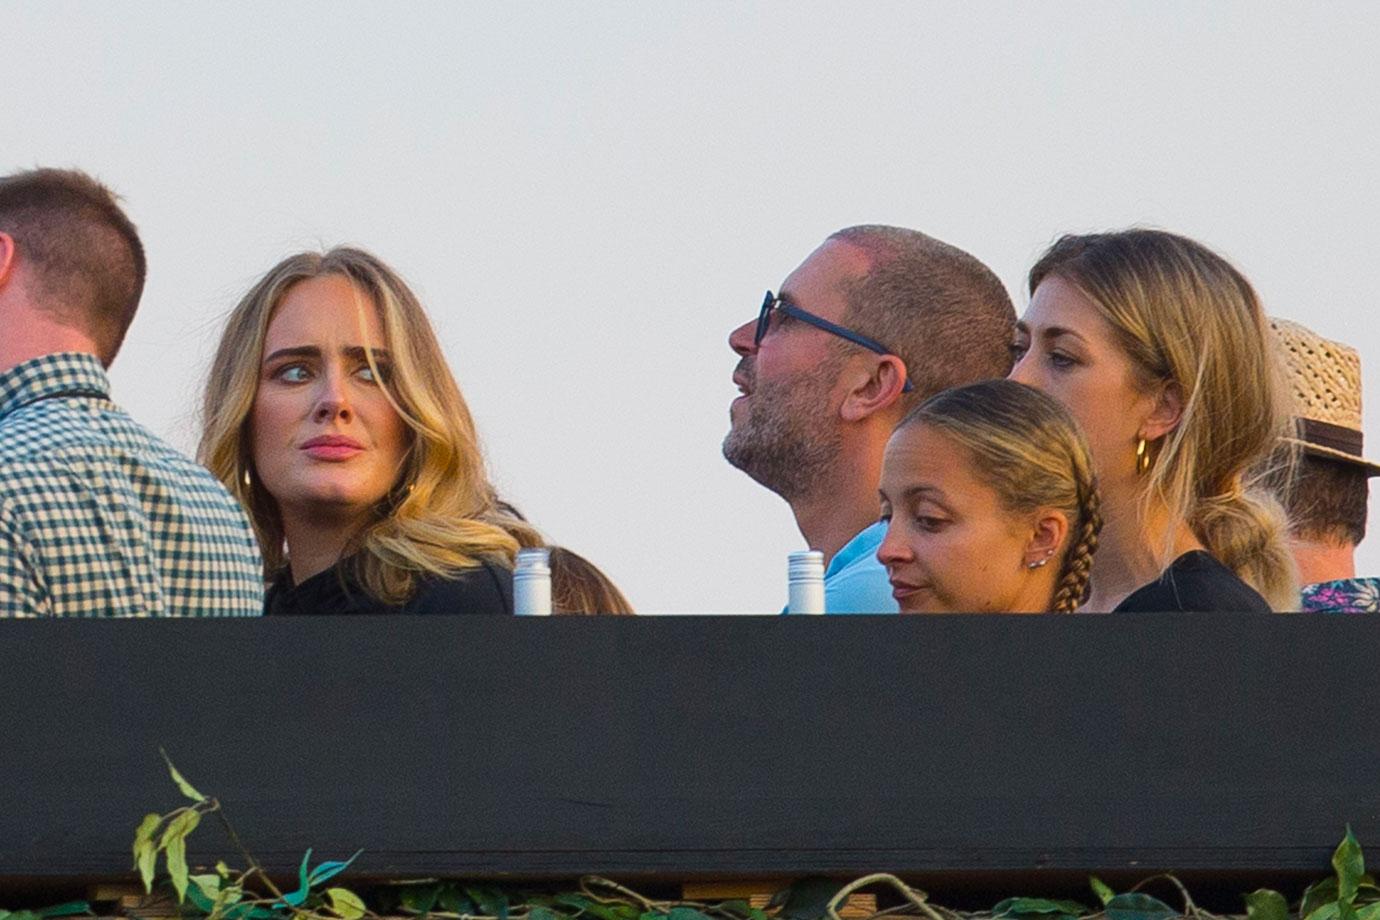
[301, 434, 364, 461]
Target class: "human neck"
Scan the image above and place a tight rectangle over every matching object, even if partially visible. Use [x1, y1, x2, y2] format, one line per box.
[281, 508, 369, 585]
[0, 304, 103, 375]
[1083, 486, 1204, 612]
[787, 445, 883, 567]
[1290, 537, 1356, 586]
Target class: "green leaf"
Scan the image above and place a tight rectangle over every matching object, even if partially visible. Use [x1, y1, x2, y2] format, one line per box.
[1089, 878, 1116, 907]
[638, 912, 663, 920]
[327, 888, 366, 920]
[993, 897, 1088, 919]
[133, 812, 162, 891]
[165, 832, 189, 903]
[159, 748, 206, 802]
[159, 809, 201, 848]
[1337, 828, 1367, 906]
[529, 908, 565, 920]
[1305, 879, 1342, 920]
[1355, 905, 1380, 920]
[553, 896, 593, 912]
[1246, 890, 1291, 920]
[716, 902, 752, 919]
[464, 886, 509, 920]
[36, 906, 90, 920]
[2, 912, 41, 920]
[747, 910, 769, 920]
[438, 885, 478, 916]
[400, 884, 441, 915]
[1104, 892, 1178, 920]
[190, 874, 222, 899]
[666, 910, 714, 920]
[216, 861, 232, 879]
[777, 878, 842, 920]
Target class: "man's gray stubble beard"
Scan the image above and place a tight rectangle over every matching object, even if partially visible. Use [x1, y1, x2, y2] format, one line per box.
[722, 377, 843, 505]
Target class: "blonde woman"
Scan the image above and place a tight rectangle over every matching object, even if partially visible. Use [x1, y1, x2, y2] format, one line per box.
[1011, 229, 1296, 612]
[200, 247, 540, 615]
[877, 380, 1101, 613]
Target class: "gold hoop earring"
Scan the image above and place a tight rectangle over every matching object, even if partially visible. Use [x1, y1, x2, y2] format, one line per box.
[1135, 437, 1151, 475]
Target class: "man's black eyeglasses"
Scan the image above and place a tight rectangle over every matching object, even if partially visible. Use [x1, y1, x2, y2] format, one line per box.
[755, 291, 913, 392]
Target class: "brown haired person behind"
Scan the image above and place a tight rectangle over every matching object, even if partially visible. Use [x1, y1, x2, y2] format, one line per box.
[877, 380, 1101, 613]
[549, 547, 635, 615]
[1011, 229, 1296, 612]
[0, 168, 261, 616]
[1261, 320, 1380, 613]
[199, 247, 541, 615]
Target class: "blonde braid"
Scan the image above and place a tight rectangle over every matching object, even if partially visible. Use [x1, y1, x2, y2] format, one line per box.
[1050, 457, 1103, 613]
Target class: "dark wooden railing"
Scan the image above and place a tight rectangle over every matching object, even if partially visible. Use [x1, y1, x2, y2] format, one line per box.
[2, 614, 1376, 898]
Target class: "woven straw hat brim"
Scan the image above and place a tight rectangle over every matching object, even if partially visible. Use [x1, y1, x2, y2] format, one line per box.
[1282, 436, 1380, 477]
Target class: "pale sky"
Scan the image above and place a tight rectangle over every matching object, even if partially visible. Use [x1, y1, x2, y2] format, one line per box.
[4, 1, 1378, 612]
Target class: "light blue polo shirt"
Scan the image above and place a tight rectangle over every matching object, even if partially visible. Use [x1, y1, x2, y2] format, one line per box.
[823, 521, 899, 614]
[780, 522, 899, 614]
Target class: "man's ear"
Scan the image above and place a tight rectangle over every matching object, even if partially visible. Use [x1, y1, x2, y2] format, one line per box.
[0, 232, 17, 290]
[840, 355, 908, 422]
[1023, 510, 1069, 569]
[1138, 379, 1184, 443]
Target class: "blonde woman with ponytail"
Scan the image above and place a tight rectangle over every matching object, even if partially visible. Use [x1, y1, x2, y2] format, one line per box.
[1011, 229, 1297, 612]
[877, 380, 1102, 613]
[200, 247, 541, 615]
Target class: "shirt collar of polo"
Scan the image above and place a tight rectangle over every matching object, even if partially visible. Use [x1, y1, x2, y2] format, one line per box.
[0, 352, 111, 422]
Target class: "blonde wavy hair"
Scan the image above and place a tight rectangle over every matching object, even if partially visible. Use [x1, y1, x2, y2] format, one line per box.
[904, 379, 1102, 613]
[199, 247, 541, 603]
[1029, 230, 1298, 610]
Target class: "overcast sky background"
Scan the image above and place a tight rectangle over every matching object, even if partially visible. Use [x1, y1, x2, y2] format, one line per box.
[4, 2, 1378, 612]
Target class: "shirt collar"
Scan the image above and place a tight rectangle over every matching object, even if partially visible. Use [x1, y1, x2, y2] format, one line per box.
[0, 352, 111, 422]
[825, 520, 888, 578]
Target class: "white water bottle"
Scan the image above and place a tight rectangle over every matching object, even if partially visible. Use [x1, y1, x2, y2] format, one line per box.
[787, 550, 826, 615]
[513, 548, 552, 616]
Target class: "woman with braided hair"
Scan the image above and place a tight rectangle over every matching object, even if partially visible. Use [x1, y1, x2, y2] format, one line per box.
[876, 379, 1101, 613]
[1011, 229, 1296, 612]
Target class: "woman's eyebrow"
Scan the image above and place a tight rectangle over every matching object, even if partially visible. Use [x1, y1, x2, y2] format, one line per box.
[1042, 325, 1087, 344]
[342, 345, 393, 361]
[263, 345, 320, 364]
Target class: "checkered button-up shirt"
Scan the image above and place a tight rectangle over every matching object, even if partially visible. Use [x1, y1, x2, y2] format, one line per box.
[0, 352, 264, 617]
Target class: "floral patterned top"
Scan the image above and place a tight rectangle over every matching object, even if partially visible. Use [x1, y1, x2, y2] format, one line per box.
[1300, 578, 1380, 613]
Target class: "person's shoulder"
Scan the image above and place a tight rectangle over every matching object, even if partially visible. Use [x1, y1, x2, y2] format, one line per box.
[1115, 551, 1272, 612]
[824, 548, 899, 614]
[1301, 577, 1380, 613]
[406, 559, 514, 615]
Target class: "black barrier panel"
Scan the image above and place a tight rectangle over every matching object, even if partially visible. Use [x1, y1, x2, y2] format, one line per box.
[0, 615, 1376, 886]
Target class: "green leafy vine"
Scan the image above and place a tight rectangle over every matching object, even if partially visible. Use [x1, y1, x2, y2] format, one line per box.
[120, 756, 1380, 920]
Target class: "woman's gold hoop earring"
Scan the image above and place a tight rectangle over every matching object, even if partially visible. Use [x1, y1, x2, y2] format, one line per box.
[1135, 437, 1151, 475]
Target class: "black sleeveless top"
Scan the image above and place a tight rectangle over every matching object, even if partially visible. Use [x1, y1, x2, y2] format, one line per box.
[1114, 551, 1271, 612]
[265, 558, 513, 616]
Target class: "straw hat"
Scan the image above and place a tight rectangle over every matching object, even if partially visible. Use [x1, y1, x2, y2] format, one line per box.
[1270, 318, 1380, 476]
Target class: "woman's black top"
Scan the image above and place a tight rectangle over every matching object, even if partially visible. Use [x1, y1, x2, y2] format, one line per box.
[265, 558, 513, 616]
[1114, 550, 1271, 612]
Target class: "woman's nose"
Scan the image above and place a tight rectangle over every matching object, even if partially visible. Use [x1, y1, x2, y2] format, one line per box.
[312, 372, 352, 423]
[876, 519, 911, 566]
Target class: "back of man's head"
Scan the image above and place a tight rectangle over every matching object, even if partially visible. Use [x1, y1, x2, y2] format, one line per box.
[0, 168, 146, 365]
[828, 225, 1016, 406]
[1273, 454, 1369, 549]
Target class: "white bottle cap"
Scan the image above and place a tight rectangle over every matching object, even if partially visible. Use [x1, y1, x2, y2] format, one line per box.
[513, 548, 552, 616]
[787, 550, 826, 615]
